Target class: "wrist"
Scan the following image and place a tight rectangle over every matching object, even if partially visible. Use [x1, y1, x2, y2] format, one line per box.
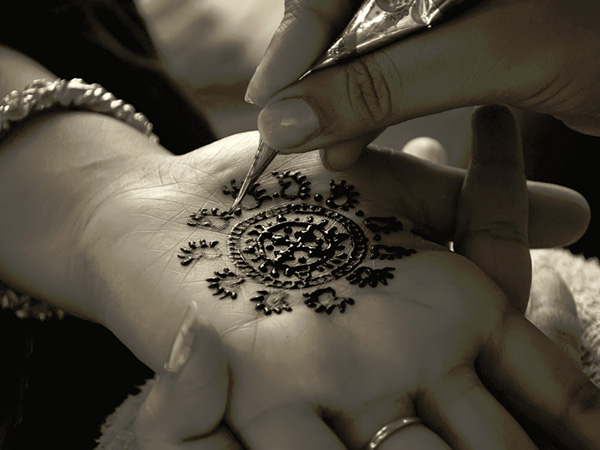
[0, 111, 168, 319]
[78, 171, 198, 370]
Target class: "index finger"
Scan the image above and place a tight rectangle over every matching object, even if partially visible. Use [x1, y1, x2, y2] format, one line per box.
[343, 144, 589, 250]
[455, 105, 531, 312]
[245, 0, 362, 106]
[478, 311, 600, 449]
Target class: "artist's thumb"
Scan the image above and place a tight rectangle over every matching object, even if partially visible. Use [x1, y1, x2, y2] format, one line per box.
[135, 302, 230, 449]
[256, 2, 555, 160]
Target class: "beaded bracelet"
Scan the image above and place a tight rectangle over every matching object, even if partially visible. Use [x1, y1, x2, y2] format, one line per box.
[0, 78, 159, 320]
[0, 77, 158, 142]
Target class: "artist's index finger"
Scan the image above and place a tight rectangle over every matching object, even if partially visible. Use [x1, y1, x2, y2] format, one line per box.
[246, 0, 361, 106]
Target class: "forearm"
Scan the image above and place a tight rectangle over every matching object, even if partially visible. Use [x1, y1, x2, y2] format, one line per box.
[0, 46, 169, 320]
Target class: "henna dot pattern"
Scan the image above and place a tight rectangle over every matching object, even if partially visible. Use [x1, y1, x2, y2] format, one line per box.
[370, 245, 416, 261]
[180, 171, 419, 315]
[188, 208, 234, 231]
[206, 268, 245, 299]
[272, 170, 311, 200]
[250, 290, 293, 315]
[177, 239, 220, 266]
[304, 287, 354, 314]
[228, 204, 368, 288]
[347, 266, 395, 288]
[222, 179, 272, 210]
[326, 180, 359, 211]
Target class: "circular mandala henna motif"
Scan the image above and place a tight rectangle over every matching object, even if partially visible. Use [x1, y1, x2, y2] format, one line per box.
[228, 204, 368, 288]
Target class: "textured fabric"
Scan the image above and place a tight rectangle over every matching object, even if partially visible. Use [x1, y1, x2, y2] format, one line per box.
[95, 248, 600, 448]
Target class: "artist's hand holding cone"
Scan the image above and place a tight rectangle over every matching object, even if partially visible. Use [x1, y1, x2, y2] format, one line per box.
[246, 0, 600, 169]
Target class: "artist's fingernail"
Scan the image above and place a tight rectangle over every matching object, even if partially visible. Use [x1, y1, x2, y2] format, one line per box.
[245, 63, 268, 106]
[164, 302, 199, 373]
[258, 98, 319, 151]
[244, 87, 257, 105]
[244, 80, 260, 105]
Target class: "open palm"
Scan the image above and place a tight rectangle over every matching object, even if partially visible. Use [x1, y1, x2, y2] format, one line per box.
[84, 108, 597, 449]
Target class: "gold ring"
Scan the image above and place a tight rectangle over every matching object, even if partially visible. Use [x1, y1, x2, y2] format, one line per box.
[367, 417, 424, 449]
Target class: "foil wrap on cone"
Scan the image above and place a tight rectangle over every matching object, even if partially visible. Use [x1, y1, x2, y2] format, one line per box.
[310, 0, 466, 72]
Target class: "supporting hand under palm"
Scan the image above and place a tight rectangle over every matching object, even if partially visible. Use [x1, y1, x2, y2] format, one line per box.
[77, 106, 597, 448]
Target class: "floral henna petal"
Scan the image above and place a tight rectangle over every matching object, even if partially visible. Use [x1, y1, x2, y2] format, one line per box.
[347, 267, 395, 288]
[206, 268, 245, 300]
[303, 287, 354, 314]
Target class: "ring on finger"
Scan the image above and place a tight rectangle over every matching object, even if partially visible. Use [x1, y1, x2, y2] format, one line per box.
[367, 417, 424, 449]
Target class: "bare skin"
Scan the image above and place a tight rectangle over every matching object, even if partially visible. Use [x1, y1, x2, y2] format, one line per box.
[75, 110, 594, 448]
[0, 46, 596, 448]
[245, 0, 600, 169]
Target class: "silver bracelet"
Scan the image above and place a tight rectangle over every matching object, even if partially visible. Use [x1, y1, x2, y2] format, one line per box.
[0, 78, 159, 320]
[0, 77, 158, 142]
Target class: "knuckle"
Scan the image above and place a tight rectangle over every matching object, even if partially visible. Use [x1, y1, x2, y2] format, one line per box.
[283, 0, 306, 19]
[283, 0, 332, 23]
[283, 1, 347, 42]
[343, 55, 395, 127]
[462, 220, 528, 245]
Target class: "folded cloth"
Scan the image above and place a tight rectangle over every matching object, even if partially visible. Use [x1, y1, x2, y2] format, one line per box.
[95, 248, 600, 449]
